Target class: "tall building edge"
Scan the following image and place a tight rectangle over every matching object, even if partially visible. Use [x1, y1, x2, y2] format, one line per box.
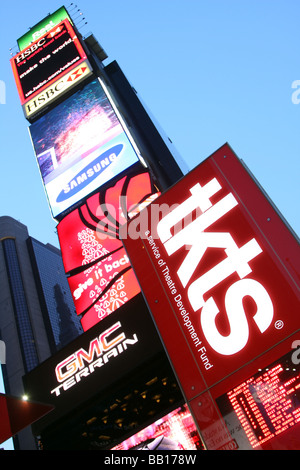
[0, 216, 81, 449]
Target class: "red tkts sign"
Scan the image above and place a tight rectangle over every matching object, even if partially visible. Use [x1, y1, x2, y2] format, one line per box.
[122, 144, 300, 397]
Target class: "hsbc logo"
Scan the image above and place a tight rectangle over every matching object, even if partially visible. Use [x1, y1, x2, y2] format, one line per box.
[47, 25, 64, 38]
[24, 62, 92, 118]
[156, 177, 274, 356]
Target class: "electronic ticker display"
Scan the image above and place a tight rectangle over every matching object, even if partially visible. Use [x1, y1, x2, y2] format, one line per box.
[57, 168, 160, 331]
[216, 350, 300, 450]
[11, 19, 87, 106]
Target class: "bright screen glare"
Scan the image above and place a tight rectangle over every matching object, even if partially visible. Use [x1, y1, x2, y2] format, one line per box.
[29, 78, 140, 219]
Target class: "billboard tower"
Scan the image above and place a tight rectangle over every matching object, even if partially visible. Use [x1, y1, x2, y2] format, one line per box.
[10, 6, 184, 333]
[11, 5, 300, 451]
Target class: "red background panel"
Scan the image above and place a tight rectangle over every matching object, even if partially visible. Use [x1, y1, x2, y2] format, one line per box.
[123, 142, 300, 399]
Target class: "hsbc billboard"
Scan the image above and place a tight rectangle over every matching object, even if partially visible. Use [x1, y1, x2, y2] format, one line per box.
[10, 19, 88, 108]
[122, 144, 300, 398]
[23, 60, 93, 121]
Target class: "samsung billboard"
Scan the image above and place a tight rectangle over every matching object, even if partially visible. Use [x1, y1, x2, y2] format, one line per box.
[29, 78, 141, 219]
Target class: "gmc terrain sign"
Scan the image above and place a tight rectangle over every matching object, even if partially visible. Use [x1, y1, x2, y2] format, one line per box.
[122, 143, 300, 395]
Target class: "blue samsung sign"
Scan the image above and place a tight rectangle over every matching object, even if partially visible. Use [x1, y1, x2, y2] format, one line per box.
[56, 144, 123, 202]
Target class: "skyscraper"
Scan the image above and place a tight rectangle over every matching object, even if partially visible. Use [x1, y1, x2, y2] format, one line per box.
[0, 216, 82, 449]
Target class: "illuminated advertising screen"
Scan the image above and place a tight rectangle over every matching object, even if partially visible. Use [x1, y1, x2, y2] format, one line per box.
[17, 6, 72, 51]
[57, 168, 160, 331]
[122, 143, 300, 448]
[112, 404, 202, 450]
[23, 60, 93, 121]
[23, 297, 168, 439]
[216, 350, 300, 450]
[29, 78, 141, 219]
[11, 19, 87, 106]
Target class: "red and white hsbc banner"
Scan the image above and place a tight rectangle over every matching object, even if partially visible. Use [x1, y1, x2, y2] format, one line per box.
[122, 143, 300, 448]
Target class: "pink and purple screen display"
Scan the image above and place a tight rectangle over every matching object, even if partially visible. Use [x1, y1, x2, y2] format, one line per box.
[29, 78, 139, 218]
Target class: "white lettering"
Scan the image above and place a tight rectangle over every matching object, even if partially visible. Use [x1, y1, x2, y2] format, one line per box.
[201, 279, 274, 355]
[187, 235, 262, 311]
[158, 177, 274, 356]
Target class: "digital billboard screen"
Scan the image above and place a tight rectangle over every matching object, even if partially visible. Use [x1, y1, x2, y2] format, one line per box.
[29, 78, 141, 219]
[23, 60, 93, 121]
[216, 349, 300, 450]
[57, 168, 160, 331]
[11, 19, 87, 106]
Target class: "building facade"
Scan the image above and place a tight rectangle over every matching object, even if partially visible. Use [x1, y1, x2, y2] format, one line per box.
[0, 216, 82, 449]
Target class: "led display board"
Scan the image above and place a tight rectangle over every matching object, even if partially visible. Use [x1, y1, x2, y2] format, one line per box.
[23, 60, 93, 121]
[57, 168, 160, 331]
[17, 6, 72, 51]
[29, 78, 141, 219]
[11, 19, 87, 106]
[122, 143, 300, 448]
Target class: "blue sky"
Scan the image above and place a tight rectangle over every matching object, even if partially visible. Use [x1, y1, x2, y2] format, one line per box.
[1, 0, 299, 251]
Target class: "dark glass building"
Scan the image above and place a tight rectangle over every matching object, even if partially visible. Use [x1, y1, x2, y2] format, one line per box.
[0, 216, 82, 449]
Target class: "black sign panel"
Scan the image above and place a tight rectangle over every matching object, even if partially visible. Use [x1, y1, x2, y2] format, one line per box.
[23, 294, 165, 434]
[11, 19, 87, 104]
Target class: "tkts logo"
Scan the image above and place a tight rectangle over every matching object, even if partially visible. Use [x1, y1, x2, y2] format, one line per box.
[51, 322, 138, 397]
[156, 176, 274, 357]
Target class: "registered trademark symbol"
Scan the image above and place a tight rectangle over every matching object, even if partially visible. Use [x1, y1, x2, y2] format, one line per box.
[275, 320, 284, 330]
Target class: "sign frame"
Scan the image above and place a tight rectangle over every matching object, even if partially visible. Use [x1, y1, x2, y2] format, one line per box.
[122, 143, 300, 420]
[11, 19, 87, 106]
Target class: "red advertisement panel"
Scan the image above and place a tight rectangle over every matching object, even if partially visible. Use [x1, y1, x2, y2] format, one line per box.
[122, 143, 300, 448]
[57, 168, 160, 331]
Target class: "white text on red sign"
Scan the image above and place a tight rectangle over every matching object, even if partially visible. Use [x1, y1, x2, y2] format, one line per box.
[156, 177, 274, 356]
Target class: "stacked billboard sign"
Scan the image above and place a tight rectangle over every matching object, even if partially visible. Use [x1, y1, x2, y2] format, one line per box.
[57, 168, 160, 331]
[11, 7, 162, 334]
[11, 18, 93, 120]
[122, 143, 300, 449]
